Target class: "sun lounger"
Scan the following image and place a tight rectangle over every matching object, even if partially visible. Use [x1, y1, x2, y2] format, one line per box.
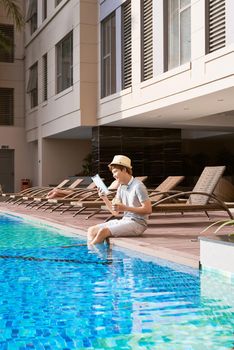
[2, 179, 71, 203]
[11, 178, 84, 206]
[38, 176, 148, 214]
[213, 177, 234, 202]
[31, 180, 99, 211]
[150, 166, 234, 219]
[69, 175, 185, 220]
[43, 179, 120, 213]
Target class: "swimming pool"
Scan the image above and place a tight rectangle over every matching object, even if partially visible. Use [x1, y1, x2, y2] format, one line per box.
[0, 213, 233, 350]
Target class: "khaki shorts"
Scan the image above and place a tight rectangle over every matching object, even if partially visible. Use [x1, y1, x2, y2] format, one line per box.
[97, 217, 147, 237]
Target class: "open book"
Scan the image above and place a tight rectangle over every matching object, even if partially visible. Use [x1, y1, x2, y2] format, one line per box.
[91, 174, 110, 195]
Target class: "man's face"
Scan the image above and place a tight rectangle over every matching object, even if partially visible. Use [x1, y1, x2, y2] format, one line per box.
[111, 167, 125, 182]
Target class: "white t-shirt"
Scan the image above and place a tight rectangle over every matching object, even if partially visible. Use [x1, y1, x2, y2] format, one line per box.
[116, 177, 149, 226]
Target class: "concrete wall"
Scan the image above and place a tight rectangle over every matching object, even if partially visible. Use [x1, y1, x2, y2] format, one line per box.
[79, 0, 98, 125]
[24, 0, 98, 186]
[0, 1, 25, 128]
[0, 1, 34, 192]
[41, 138, 91, 186]
[25, 0, 98, 142]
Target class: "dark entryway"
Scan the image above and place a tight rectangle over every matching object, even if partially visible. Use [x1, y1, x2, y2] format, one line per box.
[0, 149, 14, 192]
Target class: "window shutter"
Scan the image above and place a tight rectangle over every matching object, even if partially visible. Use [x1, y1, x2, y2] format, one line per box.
[0, 24, 14, 62]
[43, 54, 48, 101]
[0, 88, 14, 125]
[122, 0, 132, 89]
[142, 0, 153, 81]
[207, 0, 225, 53]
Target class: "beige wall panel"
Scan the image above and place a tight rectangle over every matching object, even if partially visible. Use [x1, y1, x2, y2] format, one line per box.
[41, 110, 82, 138]
[41, 138, 91, 185]
[204, 50, 234, 81]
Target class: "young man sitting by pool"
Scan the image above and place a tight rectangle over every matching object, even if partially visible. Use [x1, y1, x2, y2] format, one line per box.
[87, 155, 152, 245]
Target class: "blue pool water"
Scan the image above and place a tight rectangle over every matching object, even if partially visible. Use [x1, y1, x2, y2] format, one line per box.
[0, 213, 233, 350]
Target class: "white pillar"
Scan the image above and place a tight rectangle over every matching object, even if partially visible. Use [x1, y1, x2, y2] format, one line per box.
[116, 6, 122, 92]
[153, 0, 164, 76]
[190, 0, 206, 61]
[131, 0, 141, 88]
[226, 0, 234, 46]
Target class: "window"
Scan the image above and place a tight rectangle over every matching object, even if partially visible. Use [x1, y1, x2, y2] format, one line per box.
[206, 0, 225, 53]
[56, 32, 73, 94]
[122, 0, 132, 89]
[101, 13, 116, 98]
[42, 54, 48, 101]
[42, 0, 47, 21]
[141, 0, 153, 81]
[167, 0, 191, 70]
[0, 88, 14, 125]
[0, 24, 14, 62]
[27, 63, 38, 108]
[26, 0, 38, 34]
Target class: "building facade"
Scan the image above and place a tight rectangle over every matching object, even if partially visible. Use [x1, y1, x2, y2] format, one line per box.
[99, 0, 234, 130]
[0, 1, 34, 192]
[0, 0, 234, 191]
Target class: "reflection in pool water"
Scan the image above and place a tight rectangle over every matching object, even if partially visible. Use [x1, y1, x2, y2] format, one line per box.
[0, 213, 233, 349]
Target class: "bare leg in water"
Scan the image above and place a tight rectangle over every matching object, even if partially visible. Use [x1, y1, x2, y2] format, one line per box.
[87, 225, 111, 245]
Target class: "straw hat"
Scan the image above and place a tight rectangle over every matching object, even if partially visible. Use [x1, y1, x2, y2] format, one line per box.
[109, 155, 132, 169]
